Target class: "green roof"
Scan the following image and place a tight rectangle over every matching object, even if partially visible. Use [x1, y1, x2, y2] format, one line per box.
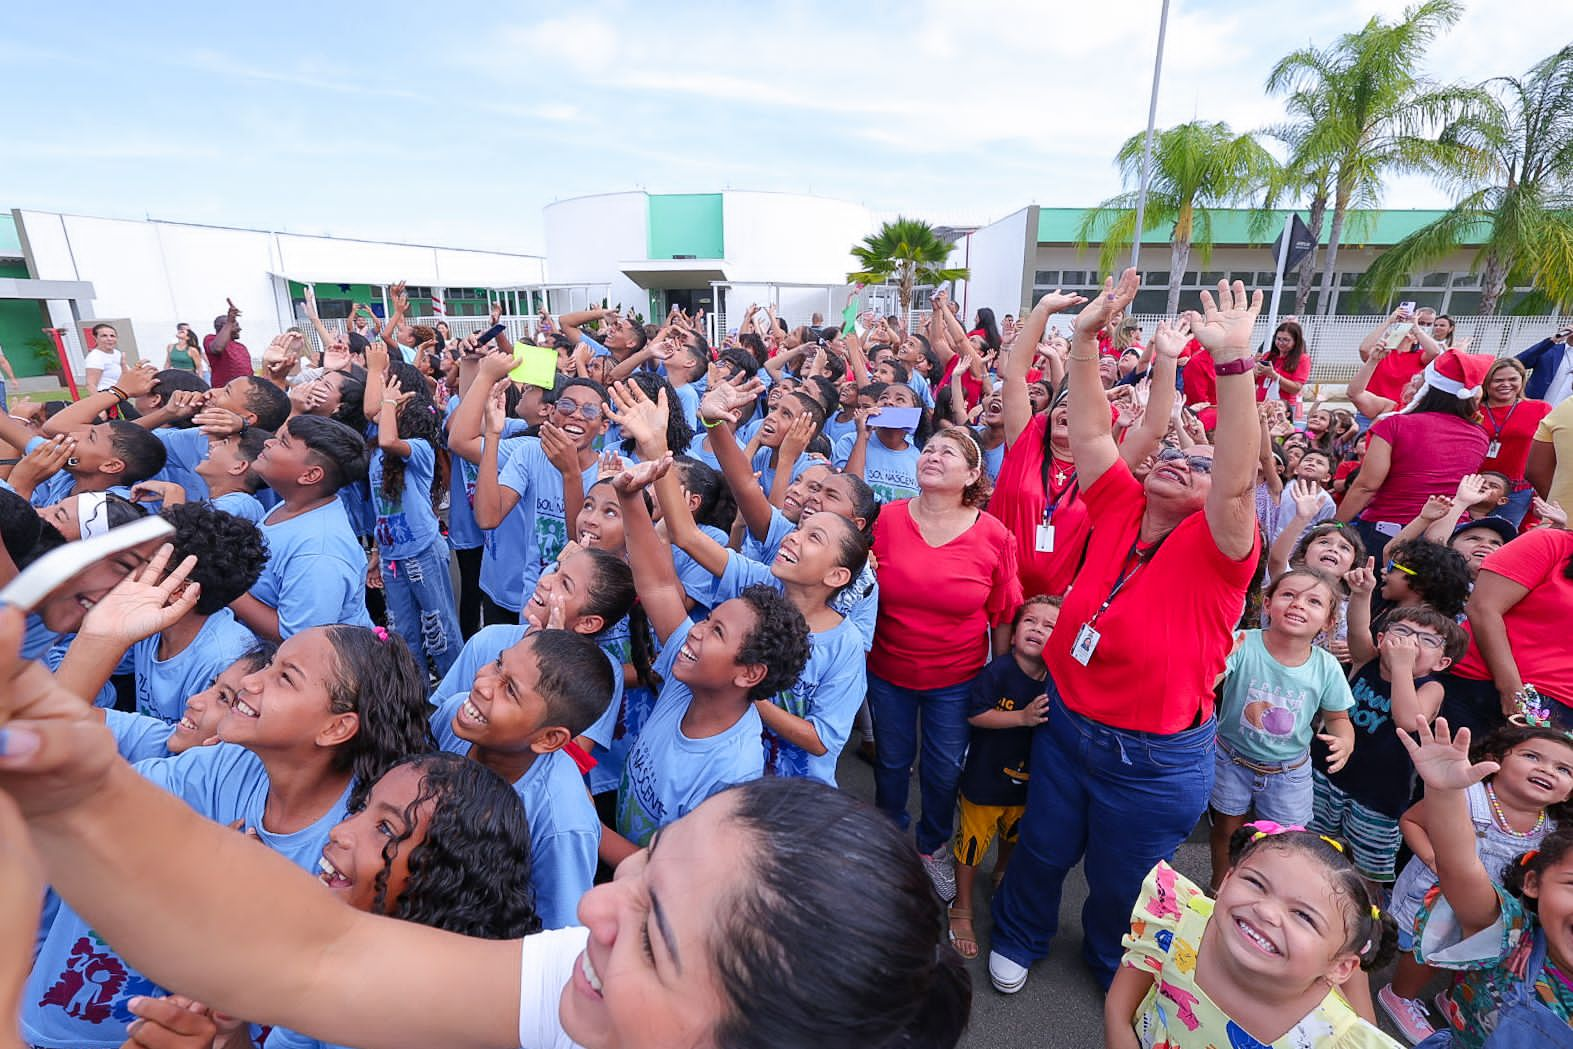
[0, 212, 21, 257]
[1035, 207, 1477, 248]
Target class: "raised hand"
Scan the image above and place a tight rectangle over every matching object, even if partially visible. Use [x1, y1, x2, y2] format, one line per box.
[606, 380, 670, 456]
[1379, 629, 1421, 673]
[193, 406, 246, 438]
[779, 411, 816, 461]
[538, 421, 579, 473]
[1034, 289, 1090, 317]
[1453, 473, 1489, 506]
[302, 285, 320, 320]
[381, 373, 414, 410]
[225, 298, 241, 322]
[80, 543, 201, 648]
[365, 341, 391, 375]
[129, 480, 187, 507]
[118, 363, 160, 399]
[1398, 716, 1498, 792]
[476, 349, 514, 383]
[1419, 494, 1455, 522]
[482, 379, 508, 435]
[1289, 478, 1324, 519]
[612, 454, 673, 496]
[490, 299, 504, 325]
[1073, 269, 1140, 339]
[323, 337, 352, 373]
[8, 434, 74, 496]
[1532, 497, 1567, 530]
[1184, 279, 1263, 364]
[1151, 316, 1192, 360]
[1342, 556, 1377, 595]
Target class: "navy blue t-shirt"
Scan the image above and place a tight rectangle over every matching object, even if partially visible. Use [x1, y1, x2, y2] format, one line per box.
[957, 653, 1045, 807]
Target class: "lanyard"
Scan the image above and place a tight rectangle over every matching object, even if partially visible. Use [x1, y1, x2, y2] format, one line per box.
[1485, 401, 1521, 440]
[1043, 466, 1079, 523]
[1086, 536, 1152, 628]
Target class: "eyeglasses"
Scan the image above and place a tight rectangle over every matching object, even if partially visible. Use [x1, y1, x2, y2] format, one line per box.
[1157, 447, 1214, 474]
[1386, 623, 1445, 650]
[555, 398, 603, 421]
[1385, 559, 1418, 577]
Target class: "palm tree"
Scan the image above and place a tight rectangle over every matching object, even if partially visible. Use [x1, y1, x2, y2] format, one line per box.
[1267, 0, 1477, 316]
[847, 218, 969, 318]
[1359, 45, 1573, 314]
[1076, 121, 1276, 315]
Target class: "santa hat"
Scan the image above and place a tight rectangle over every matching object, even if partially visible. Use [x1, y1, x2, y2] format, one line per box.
[1404, 350, 1494, 411]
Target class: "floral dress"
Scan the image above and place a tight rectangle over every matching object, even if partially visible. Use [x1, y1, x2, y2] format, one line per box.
[1119, 862, 1400, 1049]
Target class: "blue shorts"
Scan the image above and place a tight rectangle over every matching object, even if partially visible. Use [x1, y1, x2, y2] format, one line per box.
[1209, 741, 1313, 826]
[1310, 770, 1403, 882]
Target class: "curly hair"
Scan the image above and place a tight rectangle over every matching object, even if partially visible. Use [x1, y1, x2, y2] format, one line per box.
[1502, 828, 1573, 910]
[1471, 725, 1573, 826]
[159, 502, 268, 613]
[712, 778, 971, 1049]
[361, 753, 541, 938]
[734, 584, 811, 701]
[1386, 538, 1472, 619]
[1226, 827, 1398, 972]
[321, 625, 438, 809]
[617, 371, 694, 460]
[927, 428, 993, 508]
[377, 360, 449, 512]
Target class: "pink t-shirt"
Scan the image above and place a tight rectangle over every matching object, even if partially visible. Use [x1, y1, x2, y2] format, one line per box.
[1361, 411, 1489, 524]
[1454, 530, 1573, 705]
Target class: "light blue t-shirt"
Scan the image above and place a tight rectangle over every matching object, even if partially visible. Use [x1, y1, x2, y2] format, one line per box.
[41, 636, 127, 709]
[23, 612, 60, 660]
[22, 746, 349, 1049]
[210, 490, 266, 524]
[130, 608, 257, 723]
[252, 499, 373, 637]
[335, 476, 377, 540]
[750, 445, 812, 499]
[104, 709, 175, 762]
[982, 435, 1005, 481]
[739, 506, 878, 651]
[496, 437, 601, 609]
[479, 437, 532, 612]
[822, 412, 859, 448]
[672, 383, 702, 433]
[837, 434, 920, 504]
[1216, 629, 1355, 763]
[431, 693, 599, 930]
[152, 427, 210, 500]
[707, 552, 866, 785]
[908, 372, 937, 410]
[368, 436, 441, 561]
[446, 404, 528, 551]
[671, 523, 732, 614]
[616, 618, 765, 846]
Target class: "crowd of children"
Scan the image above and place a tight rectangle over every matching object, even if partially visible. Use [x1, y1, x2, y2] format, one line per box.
[0, 279, 1570, 1049]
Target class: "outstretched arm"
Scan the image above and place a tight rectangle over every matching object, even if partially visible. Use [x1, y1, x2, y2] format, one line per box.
[613, 458, 689, 642]
[700, 376, 773, 540]
[1187, 281, 1263, 561]
[1066, 270, 1139, 488]
[1401, 717, 1503, 938]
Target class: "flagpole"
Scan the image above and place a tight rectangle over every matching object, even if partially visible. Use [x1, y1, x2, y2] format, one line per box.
[1130, 0, 1171, 272]
[1264, 213, 1293, 355]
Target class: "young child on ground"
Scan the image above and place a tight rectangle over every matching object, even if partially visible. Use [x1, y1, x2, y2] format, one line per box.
[428, 628, 616, 930]
[364, 350, 463, 676]
[1377, 722, 1573, 1043]
[947, 595, 1058, 960]
[1105, 828, 1400, 1049]
[1400, 718, 1573, 1049]
[1310, 605, 1467, 884]
[1209, 569, 1357, 888]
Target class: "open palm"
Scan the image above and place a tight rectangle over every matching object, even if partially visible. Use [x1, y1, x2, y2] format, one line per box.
[82, 547, 201, 647]
[1184, 279, 1262, 362]
[608, 381, 670, 454]
[1398, 717, 1498, 792]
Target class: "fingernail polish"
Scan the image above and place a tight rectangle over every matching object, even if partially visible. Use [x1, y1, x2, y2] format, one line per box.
[0, 727, 40, 757]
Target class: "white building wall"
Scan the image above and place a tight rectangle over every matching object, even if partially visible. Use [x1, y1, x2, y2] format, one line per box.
[543, 193, 647, 313]
[961, 207, 1034, 320]
[719, 192, 873, 284]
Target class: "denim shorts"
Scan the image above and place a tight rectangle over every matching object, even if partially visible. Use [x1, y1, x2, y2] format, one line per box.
[1209, 740, 1313, 826]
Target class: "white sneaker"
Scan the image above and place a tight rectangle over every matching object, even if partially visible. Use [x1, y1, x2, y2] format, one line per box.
[920, 850, 956, 902]
[988, 950, 1029, 994]
[1377, 984, 1436, 1044]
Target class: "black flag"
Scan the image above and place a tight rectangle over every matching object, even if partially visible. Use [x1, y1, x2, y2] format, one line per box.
[1270, 214, 1318, 274]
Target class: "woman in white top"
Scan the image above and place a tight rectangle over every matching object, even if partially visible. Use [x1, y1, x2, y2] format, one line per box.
[83, 322, 125, 392]
[0, 616, 970, 1049]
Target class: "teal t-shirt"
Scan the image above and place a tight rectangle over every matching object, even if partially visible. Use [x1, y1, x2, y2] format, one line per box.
[1216, 629, 1354, 763]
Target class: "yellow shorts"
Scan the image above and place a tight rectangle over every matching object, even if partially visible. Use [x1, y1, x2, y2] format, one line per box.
[952, 798, 1025, 867]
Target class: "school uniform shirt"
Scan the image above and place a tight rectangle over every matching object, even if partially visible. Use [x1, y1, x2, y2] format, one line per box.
[445, 405, 527, 551]
[251, 499, 371, 637]
[23, 745, 349, 1049]
[981, 435, 1005, 482]
[1215, 630, 1354, 764]
[431, 694, 600, 931]
[497, 436, 602, 606]
[130, 608, 258, 723]
[1312, 661, 1439, 819]
[822, 411, 859, 449]
[671, 524, 733, 613]
[958, 653, 1045, 808]
[151, 427, 210, 500]
[707, 552, 867, 786]
[210, 490, 266, 524]
[750, 445, 812, 499]
[24, 612, 60, 660]
[42, 636, 126, 709]
[1044, 459, 1259, 735]
[104, 709, 175, 762]
[739, 506, 879, 652]
[986, 414, 1092, 599]
[368, 437, 441, 560]
[480, 437, 535, 612]
[335, 476, 377, 540]
[834, 433, 920, 504]
[870, 501, 1023, 692]
[1453, 529, 1573, 706]
[616, 617, 765, 847]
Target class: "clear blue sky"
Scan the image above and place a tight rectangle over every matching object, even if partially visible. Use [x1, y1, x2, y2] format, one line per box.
[4, 1, 1555, 253]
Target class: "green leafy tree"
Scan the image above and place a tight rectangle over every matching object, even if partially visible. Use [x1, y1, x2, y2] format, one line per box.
[1359, 45, 1573, 314]
[847, 218, 969, 317]
[1267, 0, 1477, 316]
[1077, 121, 1276, 315]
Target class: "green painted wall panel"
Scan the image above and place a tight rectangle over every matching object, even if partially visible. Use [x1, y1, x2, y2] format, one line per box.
[1036, 207, 1481, 248]
[0, 260, 54, 377]
[647, 194, 724, 259]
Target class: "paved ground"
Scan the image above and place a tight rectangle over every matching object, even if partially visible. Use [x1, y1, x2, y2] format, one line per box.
[833, 749, 1414, 1049]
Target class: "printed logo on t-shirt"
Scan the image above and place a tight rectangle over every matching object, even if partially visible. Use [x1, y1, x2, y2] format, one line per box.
[38, 934, 158, 1027]
[763, 678, 817, 778]
[534, 495, 569, 570]
[1236, 677, 1310, 743]
[1349, 675, 1392, 735]
[617, 742, 665, 847]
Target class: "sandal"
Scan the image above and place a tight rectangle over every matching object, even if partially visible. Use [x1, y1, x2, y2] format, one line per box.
[948, 906, 979, 959]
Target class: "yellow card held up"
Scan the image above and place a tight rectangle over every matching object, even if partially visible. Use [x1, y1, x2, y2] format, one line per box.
[509, 344, 558, 388]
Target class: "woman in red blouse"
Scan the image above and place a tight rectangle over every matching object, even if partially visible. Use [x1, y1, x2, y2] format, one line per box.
[1254, 320, 1311, 415]
[868, 427, 1023, 893]
[1478, 357, 1552, 526]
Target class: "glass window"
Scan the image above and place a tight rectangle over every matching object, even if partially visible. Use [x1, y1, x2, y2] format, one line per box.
[1445, 291, 1483, 314]
[1420, 272, 1450, 288]
[1060, 270, 1087, 286]
[1255, 272, 1278, 287]
[1179, 271, 1202, 286]
[1034, 270, 1058, 286]
[1199, 271, 1227, 286]
[1452, 273, 1480, 287]
[1338, 271, 1365, 287]
[1130, 290, 1170, 314]
[1144, 271, 1170, 286]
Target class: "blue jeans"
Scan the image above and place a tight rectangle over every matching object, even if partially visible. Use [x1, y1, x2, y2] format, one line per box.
[990, 682, 1215, 987]
[381, 538, 461, 678]
[867, 671, 975, 856]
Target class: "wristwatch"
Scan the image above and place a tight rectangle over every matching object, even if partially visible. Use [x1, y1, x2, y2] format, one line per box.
[1213, 357, 1254, 377]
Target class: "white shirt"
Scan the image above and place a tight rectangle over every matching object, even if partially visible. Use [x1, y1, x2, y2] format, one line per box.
[517, 927, 588, 1049]
[84, 347, 123, 391]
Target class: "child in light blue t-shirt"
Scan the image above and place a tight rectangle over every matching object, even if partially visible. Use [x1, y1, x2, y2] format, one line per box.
[841, 384, 923, 504]
[1208, 568, 1356, 889]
